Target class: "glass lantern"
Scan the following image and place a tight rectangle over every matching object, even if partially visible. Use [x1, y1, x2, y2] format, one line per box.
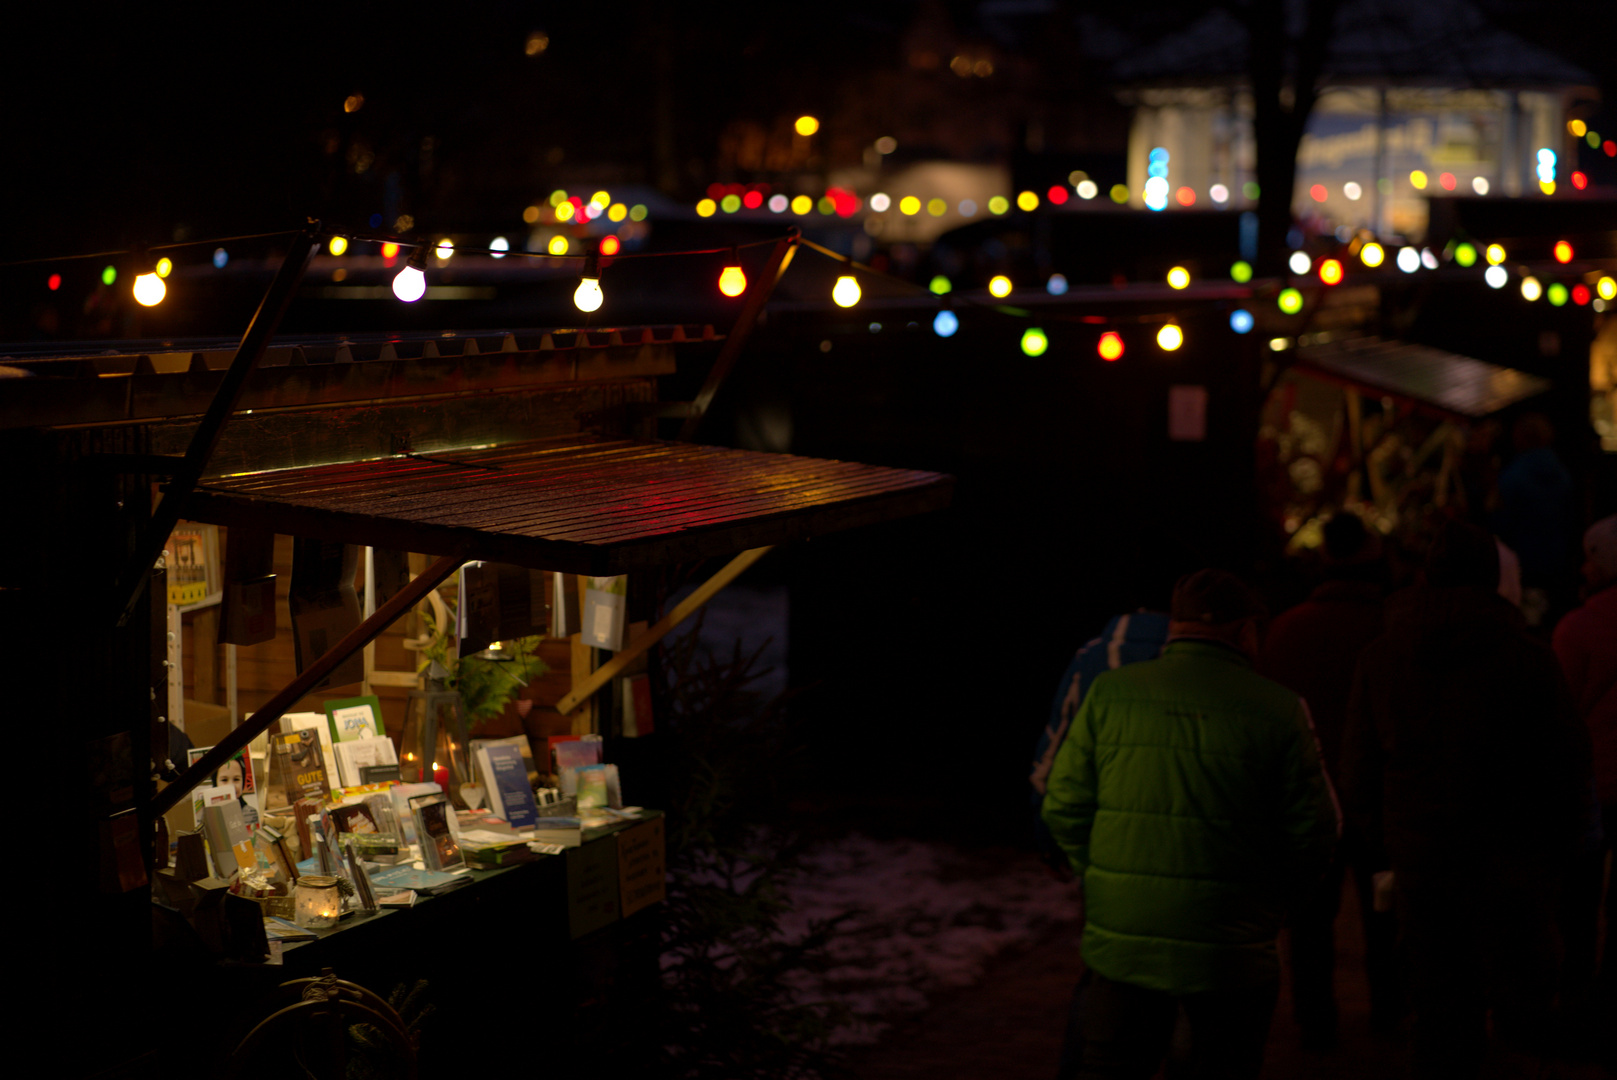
[400, 659, 473, 807]
[293, 875, 343, 929]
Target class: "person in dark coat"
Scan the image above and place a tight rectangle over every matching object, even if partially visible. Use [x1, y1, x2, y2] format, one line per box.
[1260, 512, 1401, 1045]
[1341, 518, 1593, 1079]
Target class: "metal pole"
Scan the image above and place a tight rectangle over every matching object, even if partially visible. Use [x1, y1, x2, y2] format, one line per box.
[146, 550, 464, 821]
[115, 224, 322, 628]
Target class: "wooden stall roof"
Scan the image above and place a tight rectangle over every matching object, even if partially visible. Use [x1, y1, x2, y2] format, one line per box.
[1293, 335, 1550, 420]
[183, 434, 953, 574]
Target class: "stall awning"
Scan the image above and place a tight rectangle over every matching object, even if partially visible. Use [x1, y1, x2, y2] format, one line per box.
[1293, 336, 1550, 420]
[184, 434, 953, 574]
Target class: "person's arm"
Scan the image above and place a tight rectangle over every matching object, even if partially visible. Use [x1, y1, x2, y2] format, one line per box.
[1276, 697, 1339, 889]
[1040, 689, 1102, 875]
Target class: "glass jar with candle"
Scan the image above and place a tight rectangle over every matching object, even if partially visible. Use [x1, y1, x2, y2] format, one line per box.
[293, 875, 343, 929]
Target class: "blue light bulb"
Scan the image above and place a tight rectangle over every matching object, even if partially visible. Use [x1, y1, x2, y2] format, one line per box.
[932, 309, 959, 338]
[1229, 309, 1254, 334]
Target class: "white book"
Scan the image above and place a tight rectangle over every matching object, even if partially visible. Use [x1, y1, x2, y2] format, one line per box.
[333, 736, 398, 789]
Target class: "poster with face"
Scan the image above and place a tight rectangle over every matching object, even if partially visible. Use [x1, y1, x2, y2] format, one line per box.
[188, 746, 259, 830]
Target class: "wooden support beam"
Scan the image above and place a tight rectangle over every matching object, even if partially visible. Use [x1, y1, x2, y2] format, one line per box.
[147, 550, 465, 820]
[556, 546, 771, 716]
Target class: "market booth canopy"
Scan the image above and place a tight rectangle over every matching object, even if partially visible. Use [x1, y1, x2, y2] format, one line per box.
[1294, 334, 1550, 419]
[185, 434, 952, 575]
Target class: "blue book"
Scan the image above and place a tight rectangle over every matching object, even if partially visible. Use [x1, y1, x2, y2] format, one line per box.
[477, 744, 541, 831]
[368, 864, 472, 895]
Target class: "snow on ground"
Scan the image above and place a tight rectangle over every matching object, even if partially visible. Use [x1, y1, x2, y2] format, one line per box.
[777, 835, 1081, 1044]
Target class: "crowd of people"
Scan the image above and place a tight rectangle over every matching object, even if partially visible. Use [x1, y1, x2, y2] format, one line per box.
[1033, 509, 1616, 1079]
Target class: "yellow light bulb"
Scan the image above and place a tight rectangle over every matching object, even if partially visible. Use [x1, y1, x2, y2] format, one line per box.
[831, 275, 861, 307]
[154, 257, 173, 278]
[1016, 190, 1039, 212]
[555, 201, 575, 221]
[988, 275, 1012, 298]
[329, 236, 348, 256]
[435, 239, 454, 261]
[899, 196, 921, 216]
[1598, 277, 1616, 301]
[548, 235, 569, 256]
[1166, 266, 1190, 289]
[133, 272, 166, 306]
[574, 275, 603, 312]
[1156, 324, 1184, 351]
[718, 264, 747, 297]
[1410, 170, 1428, 189]
[608, 203, 628, 222]
[1359, 242, 1385, 268]
[591, 191, 610, 207]
[1520, 276, 1542, 302]
[1485, 243, 1507, 265]
[790, 195, 813, 215]
[795, 115, 820, 137]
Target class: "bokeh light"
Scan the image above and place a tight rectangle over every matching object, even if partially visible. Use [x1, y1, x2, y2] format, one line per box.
[1344, 182, 1362, 200]
[1439, 173, 1456, 190]
[718, 264, 747, 297]
[1520, 276, 1542, 301]
[1319, 258, 1344, 285]
[988, 275, 1012, 298]
[989, 195, 1010, 214]
[791, 195, 813, 214]
[1309, 184, 1327, 202]
[1229, 309, 1254, 334]
[1547, 282, 1568, 307]
[870, 193, 891, 212]
[380, 242, 399, 259]
[1017, 190, 1040, 212]
[1571, 284, 1590, 306]
[1110, 185, 1129, 204]
[927, 198, 948, 217]
[1175, 187, 1196, 207]
[102, 265, 116, 286]
[1359, 242, 1384, 268]
[832, 275, 861, 307]
[1289, 251, 1312, 275]
[154, 257, 173, 278]
[598, 235, 621, 256]
[1020, 328, 1049, 357]
[929, 275, 952, 295]
[1077, 180, 1098, 200]
[556, 201, 575, 222]
[1230, 261, 1253, 284]
[213, 248, 228, 268]
[1485, 265, 1508, 289]
[1553, 240, 1573, 263]
[1397, 246, 1420, 273]
[933, 309, 959, 337]
[1453, 243, 1477, 267]
[768, 194, 789, 212]
[47, 273, 61, 291]
[1097, 331, 1124, 361]
[1209, 183, 1229, 203]
[1570, 119, 1587, 137]
[696, 198, 716, 217]
[1410, 170, 1428, 189]
[900, 196, 921, 215]
[490, 236, 508, 259]
[1472, 177, 1490, 195]
[1598, 277, 1617, 301]
[1243, 181, 1260, 200]
[329, 236, 348, 256]
[1571, 171, 1588, 190]
[959, 200, 978, 216]
[1485, 243, 1506, 265]
[1156, 324, 1183, 351]
[629, 204, 648, 221]
[548, 235, 569, 255]
[435, 239, 454, 261]
[721, 194, 741, 213]
[608, 203, 628, 222]
[1167, 266, 1190, 289]
[1048, 185, 1069, 205]
[1047, 273, 1068, 296]
[1278, 288, 1304, 314]
[794, 116, 820, 137]
[523, 205, 541, 224]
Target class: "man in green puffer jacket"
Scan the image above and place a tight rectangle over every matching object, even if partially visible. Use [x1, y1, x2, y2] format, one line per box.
[1044, 569, 1339, 1079]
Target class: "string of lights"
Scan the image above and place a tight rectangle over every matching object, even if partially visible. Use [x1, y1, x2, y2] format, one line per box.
[13, 209, 1612, 355]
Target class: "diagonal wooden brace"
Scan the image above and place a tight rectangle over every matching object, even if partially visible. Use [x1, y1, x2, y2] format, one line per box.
[146, 550, 465, 822]
[555, 546, 772, 716]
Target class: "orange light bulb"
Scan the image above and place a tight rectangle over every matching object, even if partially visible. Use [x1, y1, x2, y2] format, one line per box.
[718, 264, 747, 297]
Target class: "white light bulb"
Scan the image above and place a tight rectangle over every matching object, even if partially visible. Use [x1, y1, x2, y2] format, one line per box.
[574, 276, 603, 312]
[133, 272, 166, 306]
[1397, 247, 1420, 273]
[489, 236, 509, 259]
[392, 265, 426, 302]
[1484, 265, 1507, 289]
[1289, 251, 1312, 274]
[832, 275, 861, 308]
